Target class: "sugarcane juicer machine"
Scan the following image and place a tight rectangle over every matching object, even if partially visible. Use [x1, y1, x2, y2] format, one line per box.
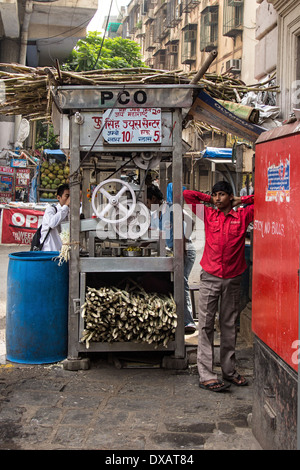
[51, 83, 201, 370]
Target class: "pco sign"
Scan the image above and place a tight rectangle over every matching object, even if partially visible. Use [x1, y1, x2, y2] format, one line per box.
[100, 89, 147, 106]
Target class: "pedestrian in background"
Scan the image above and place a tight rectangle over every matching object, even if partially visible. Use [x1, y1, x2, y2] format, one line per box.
[40, 183, 70, 252]
[147, 184, 197, 335]
[166, 183, 196, 334]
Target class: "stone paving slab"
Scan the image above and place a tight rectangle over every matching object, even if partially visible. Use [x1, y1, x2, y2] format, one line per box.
[0, 347, 262, 451]
[0, 243, 262, 452]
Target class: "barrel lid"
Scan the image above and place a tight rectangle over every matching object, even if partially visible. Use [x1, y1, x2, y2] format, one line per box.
[9, 251, 59, 260]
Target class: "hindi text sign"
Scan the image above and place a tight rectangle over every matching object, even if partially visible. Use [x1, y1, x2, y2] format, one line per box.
[92, 108, 161, 145]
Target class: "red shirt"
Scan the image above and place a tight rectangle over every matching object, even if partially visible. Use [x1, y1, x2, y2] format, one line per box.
[183, 190, 254, 279]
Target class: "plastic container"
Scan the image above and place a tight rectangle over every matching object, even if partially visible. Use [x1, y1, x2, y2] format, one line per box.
[6, 251, 68, 364]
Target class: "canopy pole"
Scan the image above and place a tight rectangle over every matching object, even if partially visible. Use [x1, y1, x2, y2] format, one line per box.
[190, 50, 218, 85]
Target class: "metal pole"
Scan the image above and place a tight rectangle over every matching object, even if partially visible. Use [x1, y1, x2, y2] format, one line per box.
[15, 0, 33, 146]
[68, 114, 81, 360]
[190, 50, 218, 84]
[172, 108, 185, 358]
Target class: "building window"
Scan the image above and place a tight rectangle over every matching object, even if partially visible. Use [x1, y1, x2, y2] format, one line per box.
[167, 41, 179, 69]
[223, 0, 244, 38]
[200, 6, 218, 52]
[181, 24, 197, 64]
[154, 49, 166, 69]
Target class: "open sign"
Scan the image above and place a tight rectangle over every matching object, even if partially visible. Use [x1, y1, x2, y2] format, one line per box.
[0, 207, 44, 244]
[11, 212, 43, 228]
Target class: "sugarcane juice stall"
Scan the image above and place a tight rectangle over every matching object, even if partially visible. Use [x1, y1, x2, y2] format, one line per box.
[51, 84, 201, 370]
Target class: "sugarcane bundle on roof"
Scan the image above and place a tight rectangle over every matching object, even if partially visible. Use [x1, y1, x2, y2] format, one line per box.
[0, 63, 279, 122]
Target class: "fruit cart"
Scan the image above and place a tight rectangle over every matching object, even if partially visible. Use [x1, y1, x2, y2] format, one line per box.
[38, 149, 70, 202]
[51, 83, 201, 370]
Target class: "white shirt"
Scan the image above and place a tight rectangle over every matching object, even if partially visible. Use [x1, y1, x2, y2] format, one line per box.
[40, 203, 69, 252]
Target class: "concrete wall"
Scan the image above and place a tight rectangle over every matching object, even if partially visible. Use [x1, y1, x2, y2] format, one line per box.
[255, 0, 300, 120]
[274, 0, 300, 119]
[241, 0, 258, 84]
[0, 37, 21, 150]
[0, 0, 98, 151]
[254, 0, 278, 80]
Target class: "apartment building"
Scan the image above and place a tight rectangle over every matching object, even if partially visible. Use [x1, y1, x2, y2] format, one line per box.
[121, 0, 258, 191]
[122, 0, 257, 84]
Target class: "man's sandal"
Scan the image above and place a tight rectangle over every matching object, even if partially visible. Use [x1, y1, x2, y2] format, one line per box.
[225, 374, 248, 386]
[199, 380, 231, 392]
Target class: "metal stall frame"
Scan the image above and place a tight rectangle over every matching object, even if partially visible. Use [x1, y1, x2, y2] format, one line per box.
[51, 84, 202, 370]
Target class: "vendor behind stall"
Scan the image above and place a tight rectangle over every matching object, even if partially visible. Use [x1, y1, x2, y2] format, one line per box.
[40, 184, 70, 251]
[146, 184, 196, 334]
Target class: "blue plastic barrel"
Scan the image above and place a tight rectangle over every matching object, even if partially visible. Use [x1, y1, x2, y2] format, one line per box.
[6, 251, 68, 364]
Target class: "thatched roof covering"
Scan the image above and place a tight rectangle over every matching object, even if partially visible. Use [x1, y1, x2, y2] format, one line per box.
[0, 63, 278, 125]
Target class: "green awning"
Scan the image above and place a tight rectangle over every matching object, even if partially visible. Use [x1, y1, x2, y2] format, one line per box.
[108, 22, 121, 32]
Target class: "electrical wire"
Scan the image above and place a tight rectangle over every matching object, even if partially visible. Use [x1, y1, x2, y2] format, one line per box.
[37, 18, 93, 44]
[68, 86, 153, 189]
[69, 86, 127, 185]
[68, 0, 79, 36]
[46, 2, 56, 65]
[91, 0, 113, 70]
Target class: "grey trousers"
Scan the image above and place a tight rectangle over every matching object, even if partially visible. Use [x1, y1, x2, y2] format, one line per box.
[197, 270, 242, 383]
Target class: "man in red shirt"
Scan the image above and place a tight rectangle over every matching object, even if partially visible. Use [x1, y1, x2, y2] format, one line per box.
[183, 181, 254, 392]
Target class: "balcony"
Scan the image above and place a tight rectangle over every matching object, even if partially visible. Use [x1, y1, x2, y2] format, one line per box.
[166, 0, 182, 28]
[153, 15, 169, 43]
[182, 0, 200, 13]
[153, 48, 166, 70]
[181, 25, 197, 64]
[223, 0, 244, 37]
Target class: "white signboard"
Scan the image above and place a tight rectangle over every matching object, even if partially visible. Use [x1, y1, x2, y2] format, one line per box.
[91, 108, 161, 144]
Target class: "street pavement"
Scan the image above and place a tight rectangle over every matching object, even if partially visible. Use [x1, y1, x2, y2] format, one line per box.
[0, 239, 262, 451]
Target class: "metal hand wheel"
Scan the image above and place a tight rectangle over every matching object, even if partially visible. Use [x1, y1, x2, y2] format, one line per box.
[111, 201, 150, 239]
[91, 179, 136, 224]
[133, 152, 162, 170]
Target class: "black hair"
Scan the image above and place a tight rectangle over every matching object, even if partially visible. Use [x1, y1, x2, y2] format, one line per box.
[147, 184, 163, 202]
[212, 181, 233, 196]
[57, 183, 69, 197]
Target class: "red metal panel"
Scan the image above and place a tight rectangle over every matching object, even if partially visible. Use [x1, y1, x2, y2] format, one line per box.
[252, 133, 300, 371]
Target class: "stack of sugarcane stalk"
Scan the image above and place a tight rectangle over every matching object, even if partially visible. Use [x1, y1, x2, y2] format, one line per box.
[199, 72, 278, 102]
[0, 63, 279, 123]
[81, 281, 177, 349]
[56, 67, 191, 85]
[189, 119, 225, 137]
[0, 64, 52, 120]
